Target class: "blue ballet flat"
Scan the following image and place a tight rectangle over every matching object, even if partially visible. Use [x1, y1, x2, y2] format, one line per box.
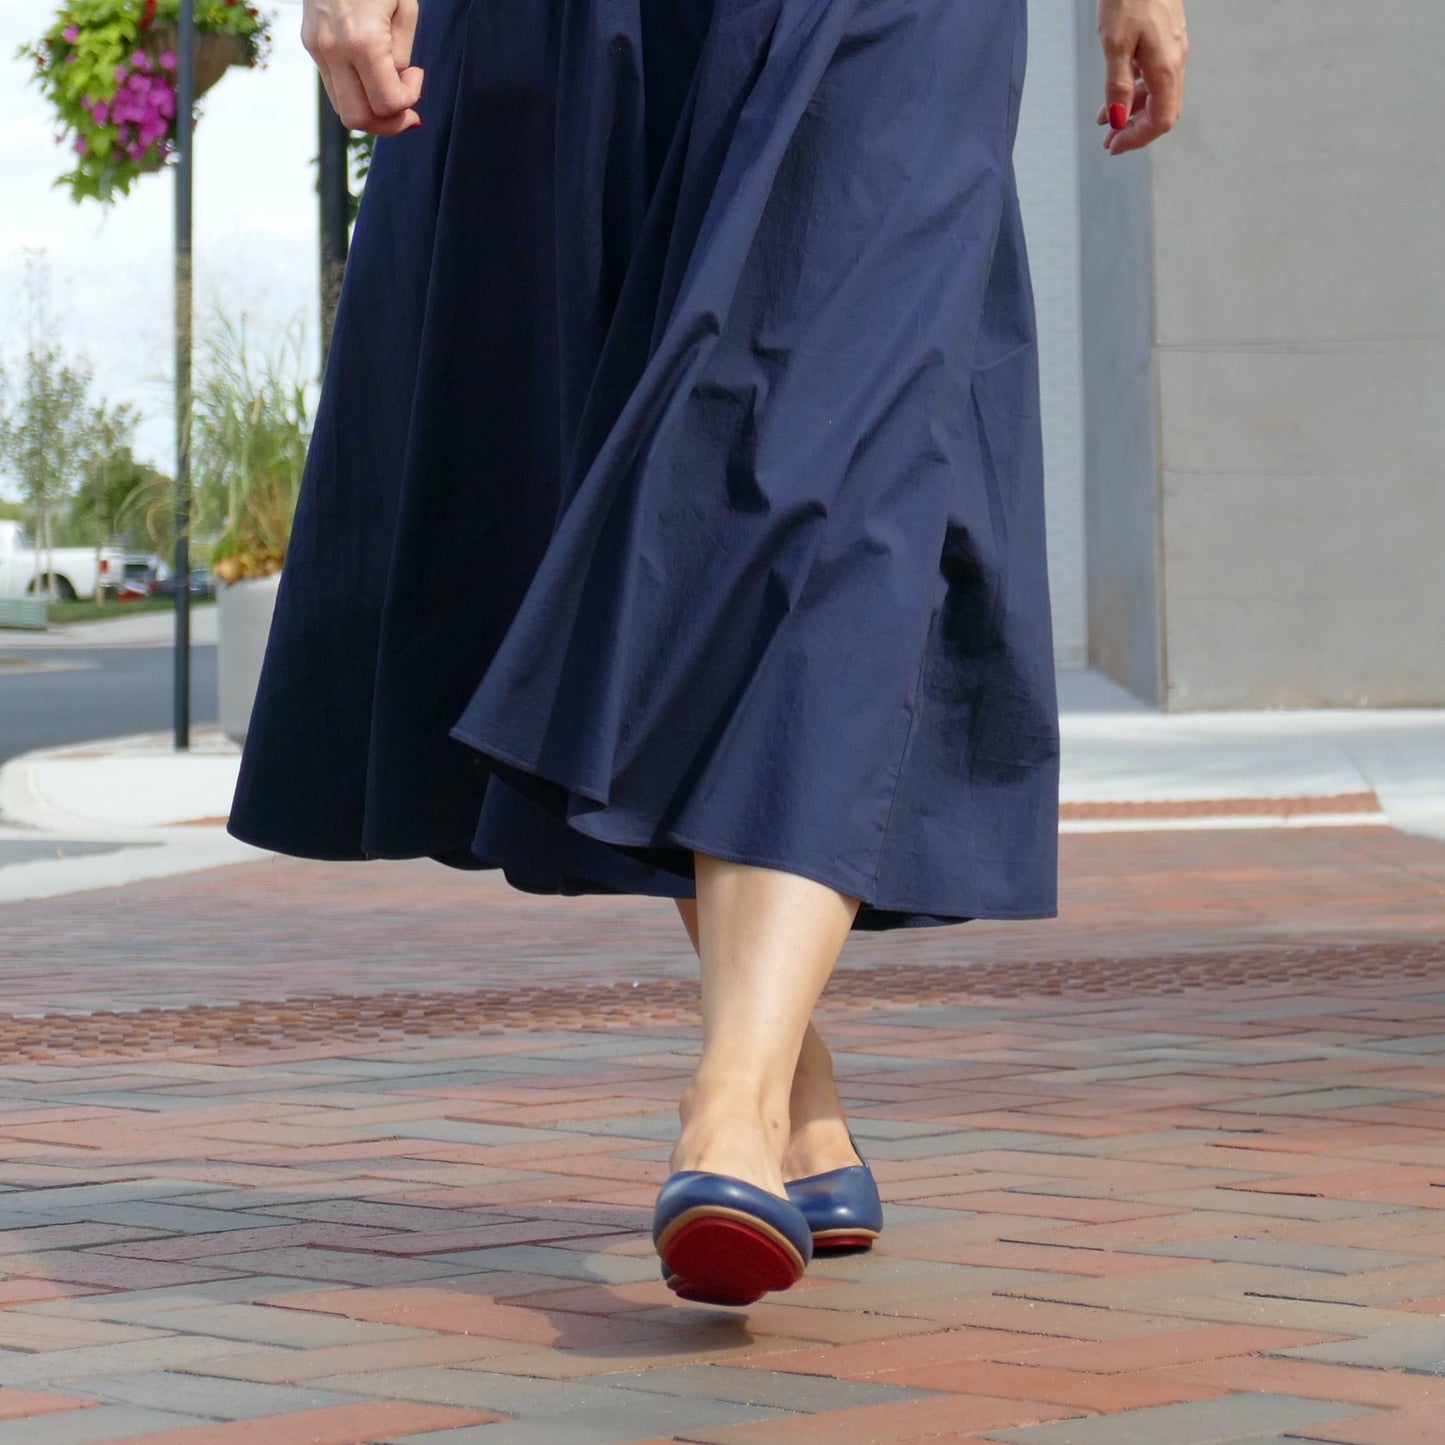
[653, 1171, 813, 1307]
[785, 1132, 883, 1251]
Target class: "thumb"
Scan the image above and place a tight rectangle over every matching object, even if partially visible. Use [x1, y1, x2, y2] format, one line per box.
[1103, 37, 1136, 129]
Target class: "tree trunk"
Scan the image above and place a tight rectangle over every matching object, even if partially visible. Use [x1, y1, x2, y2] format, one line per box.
[42, 508, 56, 604]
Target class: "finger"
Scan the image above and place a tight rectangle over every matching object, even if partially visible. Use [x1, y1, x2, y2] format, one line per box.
[392, 0, 419, 69]
[1104, 88, 1174, 155]
[1100, 26, 1137, 130]
[1115, 32, 1186, 143]
[1096, 78, 1145, 126]
[352, 27, 422, 119]
[325, 58, 418, 135]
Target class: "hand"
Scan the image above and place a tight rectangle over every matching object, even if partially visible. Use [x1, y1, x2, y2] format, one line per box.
[1095, 0, 1189, 155]
[301, 0, 423, 136]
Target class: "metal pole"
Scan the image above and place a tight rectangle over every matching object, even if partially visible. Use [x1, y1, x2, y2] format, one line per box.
[318, 77, 350, 364]
[173, 0, 195, 750]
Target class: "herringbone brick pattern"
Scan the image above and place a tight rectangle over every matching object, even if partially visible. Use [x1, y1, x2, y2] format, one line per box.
[0, 827, 1442, 1442]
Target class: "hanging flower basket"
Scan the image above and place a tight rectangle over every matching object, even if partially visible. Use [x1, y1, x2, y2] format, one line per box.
[18, 0, 272, 204]
[149, 28, 248, 98]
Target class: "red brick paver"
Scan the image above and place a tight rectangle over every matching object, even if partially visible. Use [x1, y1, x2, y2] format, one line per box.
[0, 825, 1442, 1442]
[105, 1401, 507, 1443]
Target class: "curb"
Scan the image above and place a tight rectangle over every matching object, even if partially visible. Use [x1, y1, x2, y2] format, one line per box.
[0, 730, 265, 904]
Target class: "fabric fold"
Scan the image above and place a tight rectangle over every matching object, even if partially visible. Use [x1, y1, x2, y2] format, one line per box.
[228, 0, 1059, 931]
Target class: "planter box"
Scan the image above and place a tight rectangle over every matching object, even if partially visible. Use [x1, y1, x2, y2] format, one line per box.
[217, 572, 281, 744]
[0, 595, 48, 630]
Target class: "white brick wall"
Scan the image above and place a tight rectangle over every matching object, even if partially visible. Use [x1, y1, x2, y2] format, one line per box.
[1014, 0, 1087, 667]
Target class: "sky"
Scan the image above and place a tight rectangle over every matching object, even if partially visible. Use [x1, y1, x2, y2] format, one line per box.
[0, 0, 321, 493]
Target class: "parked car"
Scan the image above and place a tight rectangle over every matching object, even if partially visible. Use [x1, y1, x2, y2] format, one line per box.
[113, 560, 163, 601]
[112, 554, 159, 595]
[98, 551, 157, 598]
[0, 519, 131, 601]
[155, 566, 217, 601]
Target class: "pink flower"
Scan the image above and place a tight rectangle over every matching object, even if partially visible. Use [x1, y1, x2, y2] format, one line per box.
[93, 100, 109, 124]
[73, 135, 88, 154]
[115, 63, 127, 81]
[62, 23, 78, 42]
[126, 140, 145, 159]
[130, 50, 149, 69]
[159, 50, 177, 70]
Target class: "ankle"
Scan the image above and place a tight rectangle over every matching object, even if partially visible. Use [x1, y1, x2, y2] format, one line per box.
[682, 1068, 787, 1130]
[678, 1066, 791, 1162]
[783, 1115, 859, 1177]
[670, 1104, 789, 1198]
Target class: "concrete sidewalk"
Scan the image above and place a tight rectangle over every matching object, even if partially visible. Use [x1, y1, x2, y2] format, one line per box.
[0, 608, 218, 651]
[2, 669, 1443, 905]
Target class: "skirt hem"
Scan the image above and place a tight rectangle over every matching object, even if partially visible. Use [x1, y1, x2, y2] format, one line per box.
[448, 720, 1057, 931]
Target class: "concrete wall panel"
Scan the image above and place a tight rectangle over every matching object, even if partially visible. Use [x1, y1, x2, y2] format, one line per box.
[1074, 0, 1163, 702]
[1015, 0, 1087, 666]
[1077, 0, 1445, 707]
[1157, 342, 1445, 478]
[1151, 1, 1445, 347]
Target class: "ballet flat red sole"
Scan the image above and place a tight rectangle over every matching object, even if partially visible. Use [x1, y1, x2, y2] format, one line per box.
[658, 1209, 807, 1307]
[811, 1228, 880, 1251]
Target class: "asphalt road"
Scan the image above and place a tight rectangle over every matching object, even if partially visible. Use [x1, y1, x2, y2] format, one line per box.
[0, 645, 217, 765]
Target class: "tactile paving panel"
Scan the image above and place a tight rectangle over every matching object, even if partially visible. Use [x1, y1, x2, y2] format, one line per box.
[3, 940, 1439, 1063]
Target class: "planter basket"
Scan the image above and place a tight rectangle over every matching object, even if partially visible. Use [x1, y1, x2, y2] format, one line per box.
[146, 28, 246, 96]
[126, 28, 245, 172]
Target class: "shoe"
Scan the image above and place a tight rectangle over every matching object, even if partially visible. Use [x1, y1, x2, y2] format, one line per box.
[653, 1171, 813, 1307]
[785, 1131, 883, 1251]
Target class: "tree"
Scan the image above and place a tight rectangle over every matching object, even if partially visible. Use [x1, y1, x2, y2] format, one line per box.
[0, 256, 106, 599]
[70, 399, 154, 549]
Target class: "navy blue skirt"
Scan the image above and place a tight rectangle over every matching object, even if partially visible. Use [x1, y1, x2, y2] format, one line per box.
[227, 0, 1060, 930]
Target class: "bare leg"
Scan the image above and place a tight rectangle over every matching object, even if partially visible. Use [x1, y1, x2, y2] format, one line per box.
[785, 1022, 864, 1180]
[670, 859, 859, 1197]
[676, 897, 861, 1179]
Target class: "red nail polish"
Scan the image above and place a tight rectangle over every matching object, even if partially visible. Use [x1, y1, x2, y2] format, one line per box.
[1108, 103, 1129, 130]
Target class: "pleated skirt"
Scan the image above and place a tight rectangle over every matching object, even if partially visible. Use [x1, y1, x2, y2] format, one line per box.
[227, 0, 1061, 930]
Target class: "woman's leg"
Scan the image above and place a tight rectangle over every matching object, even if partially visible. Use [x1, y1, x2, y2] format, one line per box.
[670, 855, 859, 1197]
[676, 897, 863, 1179]
[786, 1021, 865, 1180]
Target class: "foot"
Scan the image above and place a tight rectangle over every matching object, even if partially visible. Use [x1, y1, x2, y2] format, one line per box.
[783, 1023, 864, 1181]
[784, 1115, 864, 1181]
[653, 1170, 813, 1305]
[670, 1074, 789, 1199]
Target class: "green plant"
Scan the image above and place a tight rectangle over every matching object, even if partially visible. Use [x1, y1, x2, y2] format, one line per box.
[19, 0, 272, 203]
[193, 309, 312, 583]
[0, 257, 110, 596]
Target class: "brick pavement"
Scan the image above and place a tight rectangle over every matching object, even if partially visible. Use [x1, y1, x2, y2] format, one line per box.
[0, 825, 1442, 1442]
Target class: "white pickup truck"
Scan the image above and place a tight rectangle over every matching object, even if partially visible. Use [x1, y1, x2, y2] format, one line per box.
[0, 518, 136, 601]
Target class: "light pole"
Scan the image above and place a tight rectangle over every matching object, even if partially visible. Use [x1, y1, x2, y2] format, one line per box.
[318, 81, 350, 364]
[172, 0, 196, 751]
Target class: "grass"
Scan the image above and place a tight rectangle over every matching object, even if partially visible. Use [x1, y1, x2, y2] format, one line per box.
[29, 597, 215, 627]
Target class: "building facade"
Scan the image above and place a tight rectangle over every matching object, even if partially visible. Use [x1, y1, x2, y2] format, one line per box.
[1014, 0, 1444, 708]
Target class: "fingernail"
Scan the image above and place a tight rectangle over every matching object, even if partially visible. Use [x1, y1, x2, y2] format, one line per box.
[1108, 102, 1129, 130]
